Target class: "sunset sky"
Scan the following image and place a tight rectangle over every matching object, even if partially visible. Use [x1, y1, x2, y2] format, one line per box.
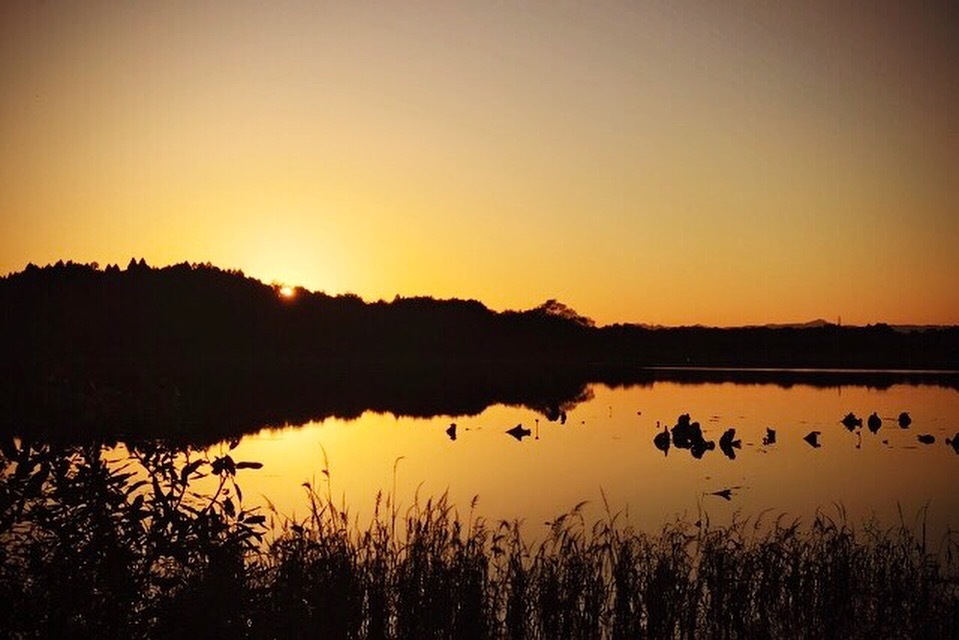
[1, 1, 956, 326]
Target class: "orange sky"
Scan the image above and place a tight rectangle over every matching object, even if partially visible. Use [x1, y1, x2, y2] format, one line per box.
[1, 1, 956, 326]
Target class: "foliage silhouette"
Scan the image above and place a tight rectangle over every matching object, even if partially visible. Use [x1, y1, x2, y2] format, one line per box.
[0, 436, 265, 638]
[1, 260, 957, 441]
[1, 441, 957, 639]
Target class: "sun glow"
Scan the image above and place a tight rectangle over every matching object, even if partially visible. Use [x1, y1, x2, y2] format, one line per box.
[0, 3, 955, 326]
[278, 285, 295, 299]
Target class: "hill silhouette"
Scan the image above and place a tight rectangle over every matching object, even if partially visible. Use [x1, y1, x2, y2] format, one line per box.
[2, 260, 957, 440]
[1, 259, 596, 369]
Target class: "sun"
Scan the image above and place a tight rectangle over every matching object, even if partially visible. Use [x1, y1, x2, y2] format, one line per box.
[278, 285, 295, 299]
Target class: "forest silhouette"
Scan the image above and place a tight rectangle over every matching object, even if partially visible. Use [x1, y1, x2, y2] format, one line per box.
[2, 260, 957, 440]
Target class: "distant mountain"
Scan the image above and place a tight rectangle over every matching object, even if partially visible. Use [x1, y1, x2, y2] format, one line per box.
[889, 324, 954, 333]
[757, 320, 951, 333]
[759, 319, 835, 330]
[632, 319, 838, 330]
[640, 318, 951, 333]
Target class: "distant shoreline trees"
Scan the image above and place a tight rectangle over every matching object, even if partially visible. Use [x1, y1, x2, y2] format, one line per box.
[1, 259, 957, 439]
[2, 259, 957, 371]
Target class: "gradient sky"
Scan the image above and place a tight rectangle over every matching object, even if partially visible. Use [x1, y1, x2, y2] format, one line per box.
[1, 1, 956, 326]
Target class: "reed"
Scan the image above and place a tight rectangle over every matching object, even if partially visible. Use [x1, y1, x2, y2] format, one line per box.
[1, 441, 957, 638]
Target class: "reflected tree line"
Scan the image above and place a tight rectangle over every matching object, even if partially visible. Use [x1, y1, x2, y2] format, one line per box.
[1, 260, 958, 442]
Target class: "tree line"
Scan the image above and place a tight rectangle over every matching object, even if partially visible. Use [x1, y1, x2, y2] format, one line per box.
[3, 259, 955, 370]
[1, 260, 956, 439]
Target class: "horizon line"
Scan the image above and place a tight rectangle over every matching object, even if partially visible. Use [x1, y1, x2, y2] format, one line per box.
[6, 258, 957, 331]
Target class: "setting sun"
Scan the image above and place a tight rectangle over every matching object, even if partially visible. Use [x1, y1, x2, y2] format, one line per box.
[1, 3, 958, 634]
[1, 2, 955, 326]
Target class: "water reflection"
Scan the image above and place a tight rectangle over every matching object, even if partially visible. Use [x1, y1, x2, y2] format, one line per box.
[4, 370, 959, 542]
[5, 366, 958, 444]
[202, 376, 958, 543]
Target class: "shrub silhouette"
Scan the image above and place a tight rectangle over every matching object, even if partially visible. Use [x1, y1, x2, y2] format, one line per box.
[0, 436, 265, 637]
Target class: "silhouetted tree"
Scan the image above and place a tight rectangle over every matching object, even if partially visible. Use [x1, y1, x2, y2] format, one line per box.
[533, 299, 595, 328]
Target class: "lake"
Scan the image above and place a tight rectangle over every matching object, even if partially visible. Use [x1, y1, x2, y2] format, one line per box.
[5, 368, 959, 637]
[218, 373, 959, 540]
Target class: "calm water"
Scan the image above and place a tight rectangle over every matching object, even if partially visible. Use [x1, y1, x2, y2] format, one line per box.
[219, 379, 958, 537]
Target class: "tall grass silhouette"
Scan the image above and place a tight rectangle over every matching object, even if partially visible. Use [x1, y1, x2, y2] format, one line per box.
[2, 440, 957, 638]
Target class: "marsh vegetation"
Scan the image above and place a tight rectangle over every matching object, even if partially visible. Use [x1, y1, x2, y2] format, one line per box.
[2, 439, 956, 639]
